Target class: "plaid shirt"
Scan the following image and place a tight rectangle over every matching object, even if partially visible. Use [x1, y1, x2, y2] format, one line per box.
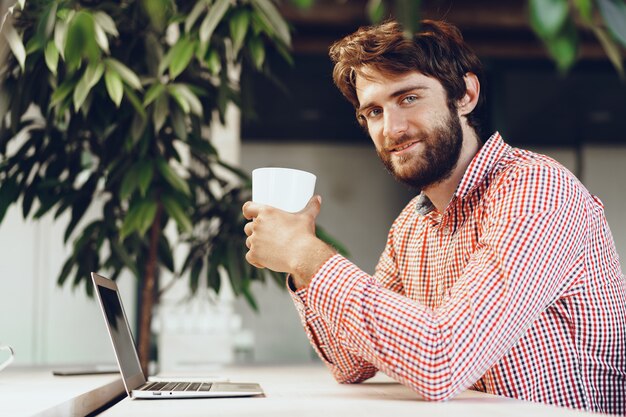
[290, 133, 626, 414]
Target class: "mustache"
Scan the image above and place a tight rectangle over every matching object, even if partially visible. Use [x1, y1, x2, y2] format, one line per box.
[384, 133, 427, 151]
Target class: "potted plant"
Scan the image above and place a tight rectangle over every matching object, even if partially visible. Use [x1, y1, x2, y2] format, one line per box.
[0, 0, 313, 375]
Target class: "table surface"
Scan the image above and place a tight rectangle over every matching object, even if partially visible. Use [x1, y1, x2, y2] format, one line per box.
[0, 366, 124, 417]
[97, 364, 601, 417]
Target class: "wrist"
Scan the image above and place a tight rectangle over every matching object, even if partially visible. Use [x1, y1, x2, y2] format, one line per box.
[290, 237, 336, 289]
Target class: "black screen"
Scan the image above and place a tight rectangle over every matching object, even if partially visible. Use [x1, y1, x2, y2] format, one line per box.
[97, 285, 144, 383]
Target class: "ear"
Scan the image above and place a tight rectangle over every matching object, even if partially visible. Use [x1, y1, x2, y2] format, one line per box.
[456, 72, 480, 117]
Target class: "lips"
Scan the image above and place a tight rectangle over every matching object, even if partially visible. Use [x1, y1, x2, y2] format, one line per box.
[388, 140, 420, 154]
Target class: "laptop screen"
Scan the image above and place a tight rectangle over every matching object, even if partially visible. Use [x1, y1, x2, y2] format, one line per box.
[96, 283, 145, 386]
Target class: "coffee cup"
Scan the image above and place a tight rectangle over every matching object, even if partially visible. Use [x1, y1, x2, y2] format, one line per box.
[252, 167, 316, 213]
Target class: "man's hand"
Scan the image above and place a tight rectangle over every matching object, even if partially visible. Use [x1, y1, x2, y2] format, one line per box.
[242, 196, 336, 289]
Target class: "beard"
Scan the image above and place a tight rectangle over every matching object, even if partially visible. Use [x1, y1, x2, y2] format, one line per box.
[377, 108, 463, 191]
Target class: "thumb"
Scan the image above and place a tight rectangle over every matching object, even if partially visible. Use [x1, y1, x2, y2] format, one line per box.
[300, 195, 322, 218]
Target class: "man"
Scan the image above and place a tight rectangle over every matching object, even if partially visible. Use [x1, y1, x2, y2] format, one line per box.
[242, 20, 626, 414]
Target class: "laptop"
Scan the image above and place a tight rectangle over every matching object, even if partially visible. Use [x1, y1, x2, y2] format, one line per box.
[91, 272, 264, 399]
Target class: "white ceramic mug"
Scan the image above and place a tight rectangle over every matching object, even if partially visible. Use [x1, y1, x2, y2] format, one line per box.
[0, 344, 14, 372]
[252, 167, 316, 213]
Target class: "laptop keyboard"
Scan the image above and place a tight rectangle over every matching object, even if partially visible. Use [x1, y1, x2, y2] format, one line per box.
[141, 381, 213, 392]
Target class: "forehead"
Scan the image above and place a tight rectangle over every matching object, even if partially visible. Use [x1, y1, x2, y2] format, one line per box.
[354, 67, 445, 105]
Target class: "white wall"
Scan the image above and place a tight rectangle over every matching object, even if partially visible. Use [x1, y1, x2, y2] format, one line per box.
[0, 206, 136, 366]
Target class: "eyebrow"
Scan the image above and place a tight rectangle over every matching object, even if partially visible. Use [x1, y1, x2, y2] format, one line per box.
[358, 85, 430, 114]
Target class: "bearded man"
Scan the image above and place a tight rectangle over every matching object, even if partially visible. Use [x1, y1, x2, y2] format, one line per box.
[242, 20, 626, 414]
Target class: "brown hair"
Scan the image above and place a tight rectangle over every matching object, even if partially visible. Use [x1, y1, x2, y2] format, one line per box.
[329, 20, 484, 135]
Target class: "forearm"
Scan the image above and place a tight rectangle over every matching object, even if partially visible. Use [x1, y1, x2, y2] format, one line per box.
[289, 277, 378, 383]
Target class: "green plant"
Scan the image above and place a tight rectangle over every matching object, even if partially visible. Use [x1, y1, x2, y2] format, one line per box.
[0, 0, 303, 374]
[366, 0, 626, 75]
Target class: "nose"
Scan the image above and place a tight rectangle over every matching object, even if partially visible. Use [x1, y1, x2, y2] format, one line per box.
[382, 109, 408, 141]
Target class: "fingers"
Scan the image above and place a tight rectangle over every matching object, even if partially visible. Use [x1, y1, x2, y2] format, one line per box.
[299, 195, 322, 219]
[244, 220, 254, 237]
[242, 201, 263, 220]
[244, 220, 264, 269]
[245, 245, 264, 269]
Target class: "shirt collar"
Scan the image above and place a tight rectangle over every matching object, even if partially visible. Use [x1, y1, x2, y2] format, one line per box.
[415, 132, 510, 216]
[454, 131, 510, 199]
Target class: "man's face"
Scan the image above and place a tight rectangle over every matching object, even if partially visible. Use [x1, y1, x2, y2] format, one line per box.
[355, 68, 463, 190]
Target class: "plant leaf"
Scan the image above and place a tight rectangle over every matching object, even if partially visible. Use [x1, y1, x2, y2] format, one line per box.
[57, 257, 75, 287]
[161, 194, 193, 233]
[50, 79, 77, 107]
[137, 160, 154, 196]
[230, 9, 250, 55]
[168, 37, 195, 79]
[85, 61, 105, 88]
[73, 62, 104, 110]
[572, 0, 593, 24]
[93, 11, 119, 37]
[110, 239, 139, 276]
[597, 0, 626, 47]
[199, 0, 230, 43]
[104, 67, 124, 107]
[367, 0, 386, 23]
[250, 0, 291, 46]
[170, 106, 187, 140]
[120, 198, 157, 238]
[190, 258, 202, 293]
[65, 11, 99, 70]
[54, 18, 68, 60]
[168, 84, 190, 113]
[169, 84, 203, 116]
[544, 21, 578, 72]
[143, 83, 165, 106]
[123, 86, 147, 119]
[248, 36, 265, 69]
[64, 190, 94, 242]
[529, 0, 569, 39]
[0, 176, 19, 223]
[592, 26, 624, 77]
[120, 167, 139, 200]
[105, 58, 142, 90]
[157, 158, 191, 196]
[94, 19, 110, 54]
[206, 48, 221, 75]
[73, 72, 91, 111]
[290, 0, 314, 8]
[130, 112, 147, 142]
[153, 94, 169, 132]
[44, 41, 59, 75]
[3, 25, 26, 71]
[157, 235, 175, 273]
[185, 0, 207, 33]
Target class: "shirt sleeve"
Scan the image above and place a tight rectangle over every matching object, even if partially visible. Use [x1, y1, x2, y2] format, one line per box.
[287, 220, 406, 384]
[304, 163, 587, 400]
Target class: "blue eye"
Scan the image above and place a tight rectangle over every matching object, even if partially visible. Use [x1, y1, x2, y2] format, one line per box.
[368, 108, 382, 118]
[403, 95, 418, 104]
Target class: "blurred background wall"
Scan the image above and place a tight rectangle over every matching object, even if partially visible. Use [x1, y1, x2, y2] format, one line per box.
[1, 0, 625, 367]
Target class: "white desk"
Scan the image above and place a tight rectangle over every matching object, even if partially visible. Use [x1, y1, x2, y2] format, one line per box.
[97, 364, 600, 417]
[0, 367, 124, 417]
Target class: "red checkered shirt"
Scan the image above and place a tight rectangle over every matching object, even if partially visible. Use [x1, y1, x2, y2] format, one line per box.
[289, 133, 626, 414]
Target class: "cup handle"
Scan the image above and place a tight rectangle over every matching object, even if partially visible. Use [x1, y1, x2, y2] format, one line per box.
[0, 345, 15, 372]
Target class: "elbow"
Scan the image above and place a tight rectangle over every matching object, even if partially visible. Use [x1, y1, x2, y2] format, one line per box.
[331, 365, 377, 384]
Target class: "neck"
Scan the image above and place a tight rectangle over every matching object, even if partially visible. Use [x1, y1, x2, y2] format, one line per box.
[423, 124, 481, 212]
